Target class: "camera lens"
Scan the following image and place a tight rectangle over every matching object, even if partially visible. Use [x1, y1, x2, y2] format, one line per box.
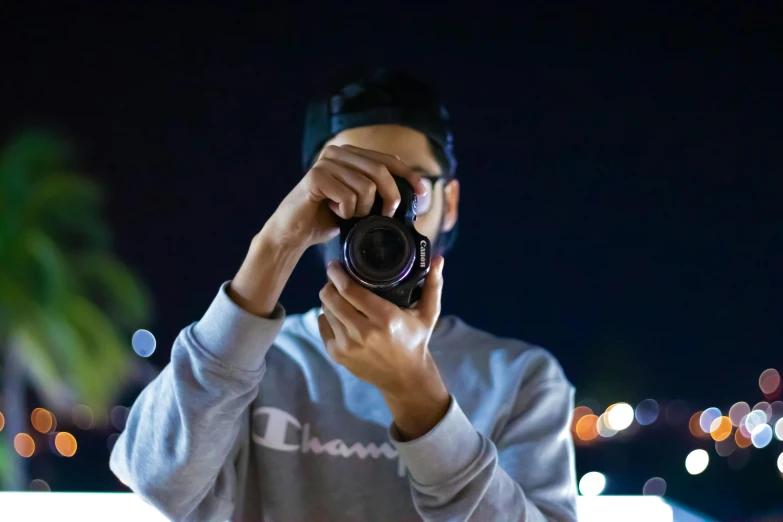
[344, 216, 414, 288]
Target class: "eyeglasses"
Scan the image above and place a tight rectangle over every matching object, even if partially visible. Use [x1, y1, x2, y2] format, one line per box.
[417, 176, 446, 214]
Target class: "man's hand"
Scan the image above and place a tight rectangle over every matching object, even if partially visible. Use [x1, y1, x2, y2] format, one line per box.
[266, 144, 428, 250]
[317, 256, 451, 440]
[229, 144, 426, 318]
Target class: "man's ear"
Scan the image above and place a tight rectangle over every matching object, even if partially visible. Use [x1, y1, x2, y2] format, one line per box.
[440, 179, 460, 233]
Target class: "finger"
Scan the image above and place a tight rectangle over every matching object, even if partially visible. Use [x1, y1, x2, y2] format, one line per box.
[307, 163, 358, 219]
[317, 312, 335, 344]
[318, 158, 377, 217]
[417, 255, 445, 324]
[326, 261, 397, 323]
[319, 282, 371, 339]
[317, 312, 345, 364]
[321, 145, 401, 217]
[341, 145, 428, 198]
[322, 304, 349, 345]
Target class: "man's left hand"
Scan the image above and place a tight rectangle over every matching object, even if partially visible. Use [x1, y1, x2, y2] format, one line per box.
[317, 256, 451, 440]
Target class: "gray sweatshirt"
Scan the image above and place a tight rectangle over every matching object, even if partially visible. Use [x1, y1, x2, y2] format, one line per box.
[110, 282, 578, 522]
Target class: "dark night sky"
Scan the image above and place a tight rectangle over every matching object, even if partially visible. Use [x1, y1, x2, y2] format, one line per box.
[2, 3, 782, 519]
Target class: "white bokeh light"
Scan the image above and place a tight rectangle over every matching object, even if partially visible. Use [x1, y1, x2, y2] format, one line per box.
[579, 472, 606, 496]
[775, 418, 783, 441]
[744, 410, 767, 434]
[607, 403, 634, 431]
[685, 449, 709, 475]
[751, 424, 773, 449]
[778, 452, 783, 474]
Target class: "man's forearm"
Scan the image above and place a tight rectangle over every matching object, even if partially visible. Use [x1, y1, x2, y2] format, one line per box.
[228, 225, 306, 317]
[383, 355, 451, 441]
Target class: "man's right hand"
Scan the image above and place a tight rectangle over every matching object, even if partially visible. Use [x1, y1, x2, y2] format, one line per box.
[263, 144, 428, 250]
[229, 144, 427, 318]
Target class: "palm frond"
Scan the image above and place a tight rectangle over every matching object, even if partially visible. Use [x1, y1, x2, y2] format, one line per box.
[64, 295, 132, 411]
[0, 436, 14, 490]
[12, 327, 72, 409]
[21, 230, 71, 310]
[72, 253, 152, 329]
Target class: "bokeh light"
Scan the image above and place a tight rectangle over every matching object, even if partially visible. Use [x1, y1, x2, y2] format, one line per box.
[635, 399, 659, 426]
[14, 433, 35, 458]
[54, 432, 78, 457]
[132, 329, 157, 357]
[685, 449, 709, 475]
[606, 403, 634, 431]
[108, 433, 120, 452]
[31, 408, 53, 434]
[728, 402, 750, 427]
[744, 410, 767, 436]
[709, 416, 732, 441]
[771, 401, 783, 422]
[111, 406, 130, 431]
[751, 424, 773, 449]
[579, 472, 606, 496]
[699, 408, 721, 433]
[778, 452, 783, 474]
[596, 414, 617, 438]
[0, 411, 4, 431]
[715, 437, 736, 457]
[576, 414, 599, 441]
[775, 419, 783, 441]
[666, 400, 689, 426]
[735, 428, 752, 449]
[642, 477, 666, 496]
[47, 432, 60, 455]
[753, 402, 772, 422]
[93, 410, 109, 430]
[759, 368, 781, 395]
[29, 479, 51, 492]
[689, 412, 708, 438]
[72, 404, 95, 430]
[571, 406, 593, 432]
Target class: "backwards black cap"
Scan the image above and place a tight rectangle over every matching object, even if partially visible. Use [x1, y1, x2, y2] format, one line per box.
[301, 69, 457, 177]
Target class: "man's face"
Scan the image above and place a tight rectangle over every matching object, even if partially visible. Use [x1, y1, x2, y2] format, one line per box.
[323, 124, 459, 243]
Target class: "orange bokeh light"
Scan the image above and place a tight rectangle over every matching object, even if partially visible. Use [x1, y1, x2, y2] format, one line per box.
[576, 414, 599, 441]
[735, 428, 752, 449]
[571, 406, 593, 432]
[54, 432, 77, 457]
[710, 416, 732, 441]
[14, 433, 35, 458]
[689, 411, 708, 438]
[0, 411, 5, 432]
[31, 408, 53, 434]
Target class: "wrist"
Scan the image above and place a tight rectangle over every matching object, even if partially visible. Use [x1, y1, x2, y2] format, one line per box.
[229, 227, 305, 318]
[255, 218, 309, 257]
[384, 361, 451, 441]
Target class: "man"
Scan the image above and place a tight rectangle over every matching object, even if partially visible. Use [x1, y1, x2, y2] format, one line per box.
[110, 69, 578, 521]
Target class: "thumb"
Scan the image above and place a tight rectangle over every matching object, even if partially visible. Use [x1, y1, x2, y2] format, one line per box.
[417, 256, 444, 323]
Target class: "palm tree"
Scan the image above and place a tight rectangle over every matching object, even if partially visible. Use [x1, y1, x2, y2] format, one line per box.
[0, 133, 151, 489]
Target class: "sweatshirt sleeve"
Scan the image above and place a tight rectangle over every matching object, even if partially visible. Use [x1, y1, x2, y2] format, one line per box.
[109, 282, 286, 522]
[389, 355, 578, 522]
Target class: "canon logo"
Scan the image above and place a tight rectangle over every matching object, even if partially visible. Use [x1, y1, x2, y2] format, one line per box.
[419, 240, 427, 268]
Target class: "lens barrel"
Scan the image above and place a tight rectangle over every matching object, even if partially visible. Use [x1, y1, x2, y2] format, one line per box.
[342, 216, 415, 288]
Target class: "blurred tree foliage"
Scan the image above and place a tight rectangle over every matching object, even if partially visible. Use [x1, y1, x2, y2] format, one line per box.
[0, 133, 151, 489]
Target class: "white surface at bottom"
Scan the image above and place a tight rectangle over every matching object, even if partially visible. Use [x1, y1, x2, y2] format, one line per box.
[0, 492, 683, 522]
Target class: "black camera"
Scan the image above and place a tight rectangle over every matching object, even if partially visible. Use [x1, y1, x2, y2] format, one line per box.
[325, 176, 431, 308]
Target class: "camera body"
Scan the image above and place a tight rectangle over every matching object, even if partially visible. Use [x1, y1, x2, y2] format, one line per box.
[328, 176, 431, 308]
